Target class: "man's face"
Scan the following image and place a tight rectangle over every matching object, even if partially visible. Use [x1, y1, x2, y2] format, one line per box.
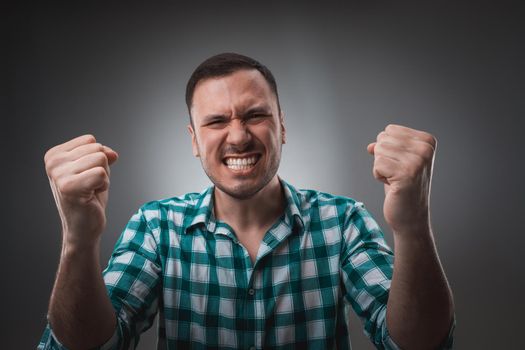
[188, 69, 286, 200]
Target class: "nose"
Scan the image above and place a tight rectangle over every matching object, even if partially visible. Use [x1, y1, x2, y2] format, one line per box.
[226, 119, 252, 149]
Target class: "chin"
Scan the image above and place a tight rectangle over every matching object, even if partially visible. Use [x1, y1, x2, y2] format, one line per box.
[215, 181, 266, 200]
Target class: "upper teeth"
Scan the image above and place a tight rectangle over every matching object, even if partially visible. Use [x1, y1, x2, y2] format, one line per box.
[225, 156, 257, 166]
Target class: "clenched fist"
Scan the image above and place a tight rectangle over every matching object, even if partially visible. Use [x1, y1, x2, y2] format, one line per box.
[367, 124, 436, 234]
[44, 135, 118, 247]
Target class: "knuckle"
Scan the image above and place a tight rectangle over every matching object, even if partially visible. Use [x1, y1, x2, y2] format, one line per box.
[374, 154, 385, 164]
[421, 132, 437, 147]
[415, 142, 434, 160]
[57, 176, 74, 194]
[44, 146, 61, 164]
[47, 166, 59, 179]
[43, 149, 53, 163]
[44, 158, 53, 174]
[429, 135, 438, 148]
[45, 157, 60, 175]
[93, 166, 107, 178]
[93, 151, 104, 160]
[385, 124, 396, 132]
[84, 134, 97, 143]
[375, 141, 390, 153]
[47, 153, 69, 171]
[421, 145, 434, 159]
[93, 152, 109, 165]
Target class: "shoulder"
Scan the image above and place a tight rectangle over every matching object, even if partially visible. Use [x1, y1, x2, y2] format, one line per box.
[140, 191, 205, 213]
[290, 186, 385, 247]
[137, 189, 210, 228]
[290, 183, 362, 216]
[284, 182, 378, 230]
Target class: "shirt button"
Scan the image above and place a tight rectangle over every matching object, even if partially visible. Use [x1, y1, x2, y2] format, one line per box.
[248, 288, 255, 296]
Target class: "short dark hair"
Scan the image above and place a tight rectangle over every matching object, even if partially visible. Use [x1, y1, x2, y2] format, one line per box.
[185, 52, 281, 124]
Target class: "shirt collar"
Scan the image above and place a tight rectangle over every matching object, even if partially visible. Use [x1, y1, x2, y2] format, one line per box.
[183, 186, 215, 234]
[184, 177, 305, 235]
[280, 178, 305, 231]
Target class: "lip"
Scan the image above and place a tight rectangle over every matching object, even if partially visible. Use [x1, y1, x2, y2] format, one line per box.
[222, 152, 261, 161]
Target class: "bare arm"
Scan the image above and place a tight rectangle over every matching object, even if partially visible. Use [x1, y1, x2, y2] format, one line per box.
[44, 134, 119, 349]
[48, 241, 116, 349]
[387, 224, 454, 349]
[368, 124, 454, 349]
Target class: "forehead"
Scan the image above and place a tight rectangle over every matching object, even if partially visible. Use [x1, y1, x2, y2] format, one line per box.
[191, 69, 276, 118]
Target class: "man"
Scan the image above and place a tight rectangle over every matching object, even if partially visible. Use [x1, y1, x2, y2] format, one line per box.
[38, 53, 454, 349]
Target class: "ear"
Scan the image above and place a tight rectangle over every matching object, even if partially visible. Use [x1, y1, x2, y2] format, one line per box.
[187, 124, 200, 157]
[280, 111, 286, 144]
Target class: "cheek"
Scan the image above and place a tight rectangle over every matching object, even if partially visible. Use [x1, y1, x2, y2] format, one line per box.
[198, 132, 223, 159]
[253, 122, 280, 143]
[260, 129, 281, 148]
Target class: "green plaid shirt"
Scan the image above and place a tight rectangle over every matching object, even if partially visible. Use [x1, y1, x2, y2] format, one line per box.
[39, 178, 453, 349]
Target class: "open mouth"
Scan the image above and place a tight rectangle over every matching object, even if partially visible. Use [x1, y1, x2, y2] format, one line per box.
[223, 154, 261, 171]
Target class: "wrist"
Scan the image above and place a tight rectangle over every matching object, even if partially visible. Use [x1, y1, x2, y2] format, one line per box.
[392, 222, 431, 237]
[392, 224, 438, 258]
[390, 208, 431, 236]
[62, 232, 102, 257]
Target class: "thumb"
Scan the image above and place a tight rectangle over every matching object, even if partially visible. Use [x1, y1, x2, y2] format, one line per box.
[367, 142, 376, 155]
[103, 146, 119, 165]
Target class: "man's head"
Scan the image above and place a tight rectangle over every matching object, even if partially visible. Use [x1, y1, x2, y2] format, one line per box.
[186, 53, 281, 126]
[186, 53, 286, 200]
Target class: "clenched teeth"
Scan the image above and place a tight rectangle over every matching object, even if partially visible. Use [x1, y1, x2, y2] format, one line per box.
[225, 156, 258, 170]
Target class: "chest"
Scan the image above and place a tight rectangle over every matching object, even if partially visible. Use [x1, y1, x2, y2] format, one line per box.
[164, 230, 341, 299]
[160, 230, 343, 347]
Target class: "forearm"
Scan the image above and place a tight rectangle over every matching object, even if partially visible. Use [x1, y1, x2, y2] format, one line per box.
[48, 238, 116, 350]
[386, 224, 454, 349]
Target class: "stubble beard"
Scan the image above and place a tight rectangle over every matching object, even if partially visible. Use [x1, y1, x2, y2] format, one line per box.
[200, 146, 282, 200]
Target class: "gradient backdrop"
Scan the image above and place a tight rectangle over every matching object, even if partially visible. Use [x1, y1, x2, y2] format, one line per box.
[5, 1, 524, 348]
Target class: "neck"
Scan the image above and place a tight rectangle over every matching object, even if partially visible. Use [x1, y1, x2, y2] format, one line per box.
[213, 176, 285, 233]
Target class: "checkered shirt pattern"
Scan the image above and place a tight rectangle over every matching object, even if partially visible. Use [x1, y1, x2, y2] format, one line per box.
[38, 179, 453, 349]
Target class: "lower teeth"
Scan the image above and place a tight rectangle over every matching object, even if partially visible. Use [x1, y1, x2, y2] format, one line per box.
[228, 164, 254, 170]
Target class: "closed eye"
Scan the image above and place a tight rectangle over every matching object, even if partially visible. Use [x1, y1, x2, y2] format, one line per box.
[245, 113, 270, 122]
[204, 118, 228, 127]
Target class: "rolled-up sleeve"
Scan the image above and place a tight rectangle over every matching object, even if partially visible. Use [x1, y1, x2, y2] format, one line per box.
[339, 202, 455, 349]
[38, 319, 120, 350]
[37, 206, 162, 350]
[339, 202, 396, 348]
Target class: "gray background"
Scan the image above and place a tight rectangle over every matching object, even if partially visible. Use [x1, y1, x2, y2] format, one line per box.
[4, 1, 524, 348]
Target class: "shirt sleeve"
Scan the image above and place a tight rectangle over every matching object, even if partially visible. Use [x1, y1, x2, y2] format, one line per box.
[102, 206, 162, 348]
[37, 319, 120, 350]
[339, 201, 396, 349]
[339, 202, 455, 349]
[37, 206, 162, 350]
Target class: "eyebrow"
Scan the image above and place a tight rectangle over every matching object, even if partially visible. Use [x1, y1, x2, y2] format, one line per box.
[242, 106, 272, 116]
